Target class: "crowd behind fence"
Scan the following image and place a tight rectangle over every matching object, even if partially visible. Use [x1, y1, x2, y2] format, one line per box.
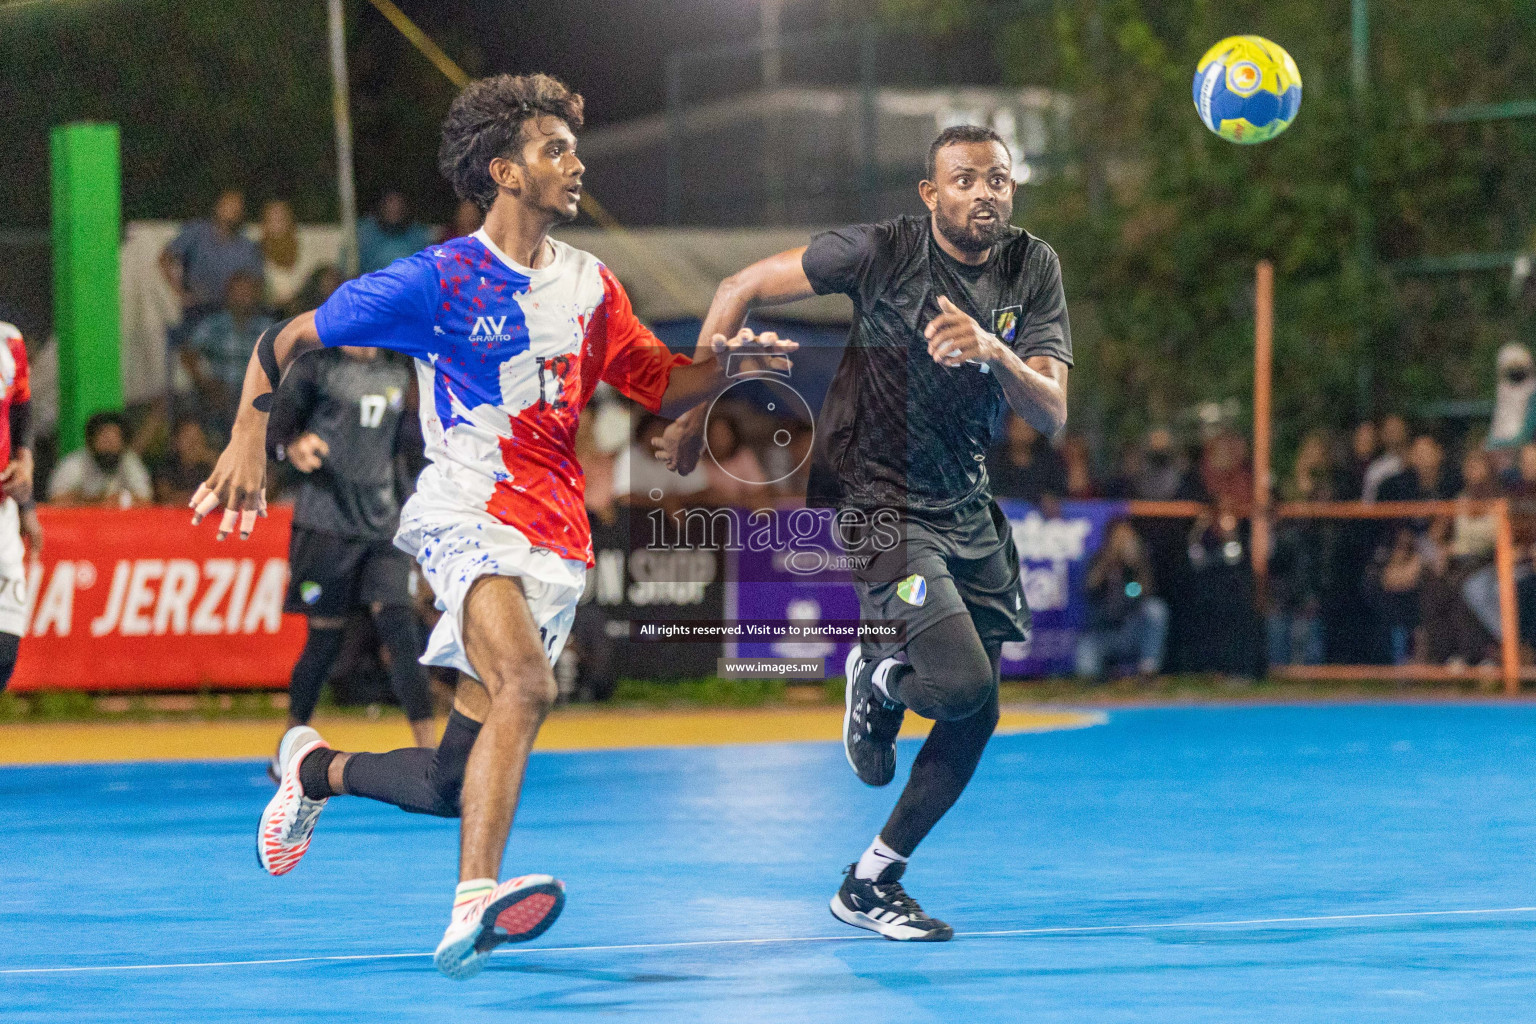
[15, 191, 1536, 697]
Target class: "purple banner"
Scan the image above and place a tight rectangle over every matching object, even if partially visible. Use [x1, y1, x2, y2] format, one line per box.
[729, 501, 1129, 678]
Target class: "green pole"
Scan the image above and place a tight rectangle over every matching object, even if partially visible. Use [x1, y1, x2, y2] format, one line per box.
[1351, 0, 1369, 99]
[50, 122, 122, 455]
[1350, 0, 1374, 414]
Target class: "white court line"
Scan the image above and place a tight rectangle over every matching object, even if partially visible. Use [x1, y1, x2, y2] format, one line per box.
[5, 905, 1535, 976]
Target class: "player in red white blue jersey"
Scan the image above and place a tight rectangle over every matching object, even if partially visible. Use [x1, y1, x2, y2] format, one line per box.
[0, 320, 40, 691]
[190, 73, 796, 979]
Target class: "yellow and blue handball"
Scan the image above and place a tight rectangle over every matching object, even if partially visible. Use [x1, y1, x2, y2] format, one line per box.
[1192, 35, 1302, 144]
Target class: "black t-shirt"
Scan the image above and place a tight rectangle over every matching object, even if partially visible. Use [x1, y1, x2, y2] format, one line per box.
[267, 348, 417, 540]
[801, 214, 1072, 513]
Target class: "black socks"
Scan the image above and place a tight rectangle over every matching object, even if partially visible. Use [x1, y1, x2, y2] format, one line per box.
[298, 746, 341, 800]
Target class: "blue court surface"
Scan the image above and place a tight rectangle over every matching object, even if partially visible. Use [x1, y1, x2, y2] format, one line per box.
[7, 704, 1536, 1022]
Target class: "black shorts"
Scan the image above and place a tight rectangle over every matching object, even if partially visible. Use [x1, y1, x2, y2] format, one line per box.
[285, 527, 414, 617]
[850, 499, 1029, 661]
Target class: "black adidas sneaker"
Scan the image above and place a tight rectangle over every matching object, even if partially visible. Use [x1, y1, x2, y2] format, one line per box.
[843, 647, 905, 787]
[830, 862, 953, 941]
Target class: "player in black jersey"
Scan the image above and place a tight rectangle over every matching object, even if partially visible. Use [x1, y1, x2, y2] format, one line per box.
[267, 344, 435, 767]
[661, 126, 1071, 940]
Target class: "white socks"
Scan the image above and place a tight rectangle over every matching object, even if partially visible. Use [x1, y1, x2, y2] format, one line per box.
[854, 835, 908, 881]
[871, 657, 904, 705]
[453, 878, 496, 919]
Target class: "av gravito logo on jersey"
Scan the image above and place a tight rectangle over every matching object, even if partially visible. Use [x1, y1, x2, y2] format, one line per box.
[19, 558, 288, 638]
[470, 315, 517, 342]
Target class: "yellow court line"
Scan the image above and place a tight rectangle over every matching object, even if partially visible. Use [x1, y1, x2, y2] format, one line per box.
[0, 707, 1103, 765]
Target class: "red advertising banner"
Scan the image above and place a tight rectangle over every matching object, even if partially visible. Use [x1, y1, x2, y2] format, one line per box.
[9, 506, 306, 692]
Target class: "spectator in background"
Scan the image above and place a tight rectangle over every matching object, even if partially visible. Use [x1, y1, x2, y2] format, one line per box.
[1268, 428, 1336, 666]
[1062, 434, 1096, 498]
[1181, 500, 1263, 675]
[1378, 434, 1455, 503]
[357, 191, 431, 274]
[159, 189, 263, 333]
[1337, 421, 1378, 500]
[1200, 429, 1252, 508]
[152, 418, 217, 505]
[1419, 463, 1495, 665]
[701, 411, 768, 505]
[185, 271, 274, 441]
[447, 199, 483, 240]
[1463, 441, 1536, 644]
[1076, 519, 1168, 679]
[1369, 526, 1425, 664]
[258, 200, 321, 313]
[988, 414, 1066, 501]
[291, 265, 345, 315]
[1362, 414, 1409, 502]
[1326, 420, 1385, 662]
[48, 411, 152, 507]
[1132, 426, 1186, 500]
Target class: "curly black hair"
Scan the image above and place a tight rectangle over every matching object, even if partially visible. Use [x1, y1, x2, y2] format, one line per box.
[437, 73, 586, 213]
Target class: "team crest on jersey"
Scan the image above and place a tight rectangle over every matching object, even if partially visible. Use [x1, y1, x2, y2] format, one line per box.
[896, 574, 927, 607]
[300, 581, 322, 605]
[993, 307, 1021, 343]
[384, 386, 404, 411]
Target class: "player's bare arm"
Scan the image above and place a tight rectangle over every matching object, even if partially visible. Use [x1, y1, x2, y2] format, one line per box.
[656, 247, 816, 470]
[923, 294, 1069, 436]
[190, 311, 324, 539]
[654, 326, 800, 420]
[0, 446, 34, 501]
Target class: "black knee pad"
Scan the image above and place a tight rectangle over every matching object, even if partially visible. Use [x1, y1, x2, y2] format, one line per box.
[0, 631, 17, 692]
[372, 604, 433, 721]
[897, 614, 997, 722]
[905, 672, 995, 723]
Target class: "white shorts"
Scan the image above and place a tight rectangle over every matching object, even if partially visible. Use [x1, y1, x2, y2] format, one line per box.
[0, 497, 26, 637]
[395, 497, 587, 679]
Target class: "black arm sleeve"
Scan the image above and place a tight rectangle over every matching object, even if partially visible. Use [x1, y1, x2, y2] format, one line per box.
[801, 223, 881, 299]
[265, 354, 322, 461]
[8, 399, 32, 453]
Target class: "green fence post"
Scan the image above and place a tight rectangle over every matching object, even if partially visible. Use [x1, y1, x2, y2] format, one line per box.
[50, 122, 123, 455]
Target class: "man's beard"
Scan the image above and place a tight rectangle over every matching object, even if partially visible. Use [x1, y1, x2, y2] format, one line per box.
[935, 201, 1012, 254]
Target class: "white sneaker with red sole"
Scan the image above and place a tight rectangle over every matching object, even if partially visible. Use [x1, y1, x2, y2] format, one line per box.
[433, 875, 567, 980]
[256, 726, 330, 876]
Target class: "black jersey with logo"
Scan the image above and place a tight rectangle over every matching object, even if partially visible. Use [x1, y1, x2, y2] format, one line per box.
[268, 348, 417, 539]
[801, 214, 1072, 513]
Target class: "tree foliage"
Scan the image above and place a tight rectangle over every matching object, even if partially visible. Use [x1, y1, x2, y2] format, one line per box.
[0, 0, 479, 225]
[909, 0, 1536, 447]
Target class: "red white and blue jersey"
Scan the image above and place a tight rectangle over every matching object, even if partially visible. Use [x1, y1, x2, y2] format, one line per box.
[315, 230, 687, 564]
[0, 322, 30, 475]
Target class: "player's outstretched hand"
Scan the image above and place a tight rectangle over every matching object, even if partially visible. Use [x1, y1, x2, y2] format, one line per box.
[0, 448, 34, 501]
[190, 434, 269, 541]
[654, 409, 706, 475]
[925, 295, 1003, 369]
[708, 327, 798, 378]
